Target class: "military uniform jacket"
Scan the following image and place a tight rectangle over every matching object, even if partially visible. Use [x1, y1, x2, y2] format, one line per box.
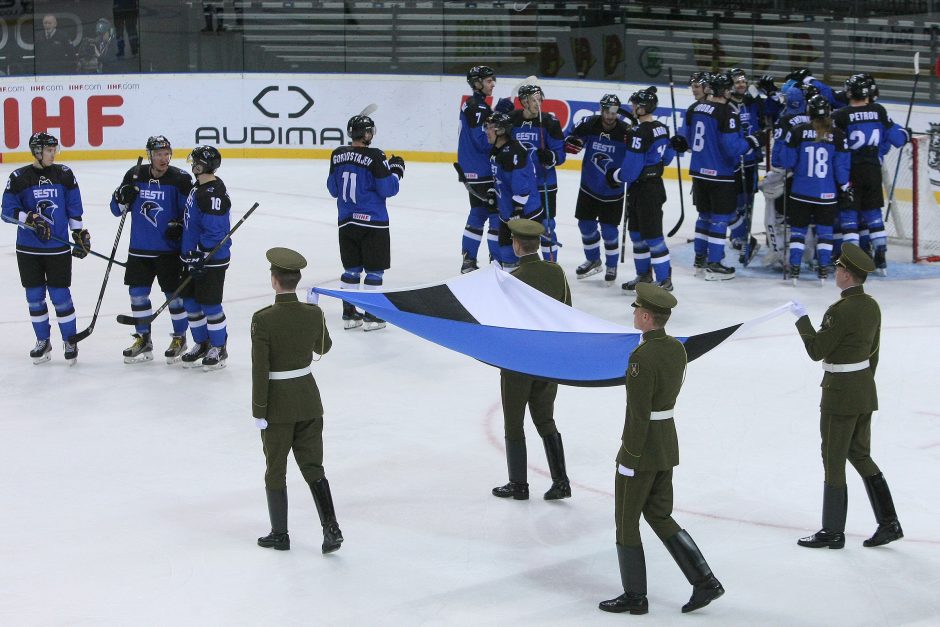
[511, 253, 571, 305]
[617, 329, 685, 471]
[251, 292, 332, 422]
[796, 285, 880, 414]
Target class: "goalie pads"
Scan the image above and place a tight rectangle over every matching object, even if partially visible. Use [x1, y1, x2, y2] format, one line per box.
[759, 169, 786, 200]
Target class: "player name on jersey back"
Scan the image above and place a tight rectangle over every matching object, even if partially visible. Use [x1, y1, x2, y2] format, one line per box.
[332, 151, 375, 167]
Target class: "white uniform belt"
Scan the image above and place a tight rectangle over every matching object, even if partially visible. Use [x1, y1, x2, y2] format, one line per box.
[268, 366, 311, 380]
[650, 409, 674, 421]
[822, 360, 869, 373]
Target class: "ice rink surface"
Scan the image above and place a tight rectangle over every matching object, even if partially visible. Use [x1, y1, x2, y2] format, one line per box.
[1, 159, 938, 626]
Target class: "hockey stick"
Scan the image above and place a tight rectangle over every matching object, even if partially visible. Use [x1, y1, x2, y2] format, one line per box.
[667, 68, 686, 238]
[619, 183, 630, 263]
[740, 156, 755, 267]
[535, 97, 556, 262]
[116, 202, 259, 326]
[452, 162, 493, 204]
[886, 51, 920, 222]
[70, 156, 143, 343]
[511, 75, 538, 99]
[1, 215, 128, 267]
[782, 170, 791, 282]
[358, 103, 377, 117]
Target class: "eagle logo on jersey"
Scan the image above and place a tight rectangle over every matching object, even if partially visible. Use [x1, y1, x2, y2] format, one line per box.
[590, 151, 614, 174]
[139, 201, 164, 228]
[35, 199, 56, 225]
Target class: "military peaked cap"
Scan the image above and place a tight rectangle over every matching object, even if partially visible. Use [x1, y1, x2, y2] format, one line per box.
[836, 243, 875, 276]
[507, 219, 545, 240]
[266, 247, 307, 272]
[632, 282, 678, 314]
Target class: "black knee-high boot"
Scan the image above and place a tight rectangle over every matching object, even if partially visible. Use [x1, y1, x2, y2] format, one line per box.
[257, 488, 290, 550]
[542, 432, 571, 500]
[862, 472, 903, 547]
[798, 482, 847, 549]
[311, 478, 343, 554]
[598, 544, 648, 614]
[664, 530, 725, 613]
[492, 437, 529, 499]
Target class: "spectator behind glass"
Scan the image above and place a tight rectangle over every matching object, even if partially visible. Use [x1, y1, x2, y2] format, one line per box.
[112, 0, 140, 58]
[36, 14, 76, 75]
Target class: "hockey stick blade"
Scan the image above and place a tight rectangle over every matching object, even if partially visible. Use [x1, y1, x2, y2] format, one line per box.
[358, 103, 378, 117]
[511, 75, 538, 98]
[116, 202, 260, 326]
[1, 216, 128, 267]
[70, 156, 143, 343]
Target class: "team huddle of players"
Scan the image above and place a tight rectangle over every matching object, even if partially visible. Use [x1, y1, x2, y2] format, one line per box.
[2, 133, 233, 368]
[456, 65, 912, 289]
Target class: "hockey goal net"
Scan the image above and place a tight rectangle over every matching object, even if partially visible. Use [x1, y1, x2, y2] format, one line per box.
[883, 132, 940, 262]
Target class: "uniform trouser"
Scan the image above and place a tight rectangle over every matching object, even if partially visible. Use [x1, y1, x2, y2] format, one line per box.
[261, 417, 325, 489]
[500, 370, 558, 441]
[615, 468, 681, 546]
[820, 412, 881, 487]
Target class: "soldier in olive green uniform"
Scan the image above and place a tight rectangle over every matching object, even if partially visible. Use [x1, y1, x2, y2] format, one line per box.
[252, 247, 343, 554]
[600, 283, 724, 615]
[789, 243, 903, 550]
[492, 219, 573, 501]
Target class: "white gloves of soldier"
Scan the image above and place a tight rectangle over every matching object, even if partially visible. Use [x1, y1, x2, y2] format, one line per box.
[306, 287, 319, 305]
[617, 464, 635, 477]
[255, 418, 268, 430]
[789, 300, 807, 318]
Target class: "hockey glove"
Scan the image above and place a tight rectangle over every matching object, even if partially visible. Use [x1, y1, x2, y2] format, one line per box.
[903, 127, 914, 144]
[182, 250, 207, 279]
[494, 97, 515, 114]
[485, 188, 497, 209]
[757, 75, 777, 95]
[605, 167, 621, 189]
[564, 136, 585, 154]
[837, 185, 855, 209]
[254, 418, 268, 430]
[71, 229, 91, 259]
[670, 134, 689, 153]
[745, 132, 767, 150]
[24, 211, 51, 241]
[536, 148, 556, 167]
[388, 155, 405, 180]
[786, 68, 810, 83]
[788, 300, 807, 318]
[164, 220, 183, 242]
[113, 184, 139, 206]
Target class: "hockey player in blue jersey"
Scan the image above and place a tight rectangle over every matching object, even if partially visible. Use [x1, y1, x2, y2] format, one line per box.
[832, 74, 911, 275]
[327, 114, 404, 331]
[510, 84, 566, 261]
[111, 135, 193, 364]
[457, 65, 514, 273]
[782, 68, 846, 110]
[727, 68, 763, 264]
[2, 132, 89, 365]
[179, 145, 233, 369]
[775, 95, 852, 284]
[674, 72, 764, 281]
[605, 87, 676, 292]
[486, 112, 541, 267]
[564, 94, 630, 285]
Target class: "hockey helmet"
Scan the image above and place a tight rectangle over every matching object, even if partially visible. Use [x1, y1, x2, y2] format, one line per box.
[146, 135, 172, 160]
[689, 71, 709, 86]
[28, 132, 59, 159]
[486, 111, 514, 136]
[466, 65, 496, 88]
[517, 84, 544, 102]
[807, 94, 831, 120]
[844, 73, 871, 100]
[707, 72, 733, 97]
[599, 94, 621, 112]
[347, 115, 376, 142]
[95, 18, 112, 36]
[187, 145, 221, 174]
[783, 86, 806, 114]
[729, 67, 747, 83]
[629, 87, 658, 114]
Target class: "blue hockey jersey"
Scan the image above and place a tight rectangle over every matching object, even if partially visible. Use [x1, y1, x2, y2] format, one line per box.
[771, 112, 811, 168]
[682, 100, 751, 182]
[490, 140, 540, 221]
[776, 124, 851, 204]
[832, 103, 908, 167]
[2, 163, 84, 255]
[616, 119, 675, 186]
[734, 94, 764, 164]
[182, 177, 232, 266]
[509, 110, 566, 190]
[568, 115, 629, 200]
[327, 146, 400, 229]
[457, 92, 494, 182]
[110, 164, 192, 257]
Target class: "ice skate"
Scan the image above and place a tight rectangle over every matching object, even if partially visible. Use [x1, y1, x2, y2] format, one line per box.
[164, 334, 187, 364]
[874, 247, 887, 277]
[817, 264, 833, 287]
[789, 265, 801, 286]
[202, 345, 228, 371]
[621, 272, 652, 292]
[575, 258, 602, 279]
[342, 302, 363, 330]
[30, 339, 52, 365]
[693, 254, 706, 277]
[123, 333, 153, 364]
[657, 277, 674, 292]
[181, 340, 210, 368]
[460, 252, 479, 274]
[704, 262, 735, 281]
[63, 341, 78, 366]
[603, 266, 617, 286]
[363, 312, 386, 332]
[739, 236, 760, 266]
